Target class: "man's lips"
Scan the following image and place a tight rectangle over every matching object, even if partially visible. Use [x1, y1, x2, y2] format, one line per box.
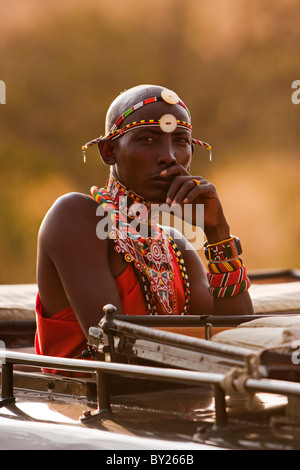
[152, 177, 174, 186]
[152, 171, 179, 183]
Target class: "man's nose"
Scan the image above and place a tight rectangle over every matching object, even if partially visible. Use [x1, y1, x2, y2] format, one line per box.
[157, 137, 176, 166]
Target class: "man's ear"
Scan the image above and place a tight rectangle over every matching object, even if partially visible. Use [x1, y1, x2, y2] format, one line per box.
[97, 139, 117, 165]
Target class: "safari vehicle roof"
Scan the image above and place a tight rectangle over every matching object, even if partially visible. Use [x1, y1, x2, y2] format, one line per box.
[1, 268, 300, 450]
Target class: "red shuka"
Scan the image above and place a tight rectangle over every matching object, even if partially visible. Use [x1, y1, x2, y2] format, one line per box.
[35, 250, 186, 374]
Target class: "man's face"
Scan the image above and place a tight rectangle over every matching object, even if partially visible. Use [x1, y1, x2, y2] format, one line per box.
[111, 100, 193, 203]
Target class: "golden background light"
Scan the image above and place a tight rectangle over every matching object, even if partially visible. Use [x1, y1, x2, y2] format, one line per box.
[0, 0, 299, 283]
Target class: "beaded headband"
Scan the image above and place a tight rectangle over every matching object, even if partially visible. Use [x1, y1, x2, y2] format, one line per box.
[82, 88, 212, 161]
[110, 88, 191, 133]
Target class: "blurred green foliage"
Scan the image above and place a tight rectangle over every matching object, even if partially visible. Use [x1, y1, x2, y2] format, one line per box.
[0, 0, 299, 283]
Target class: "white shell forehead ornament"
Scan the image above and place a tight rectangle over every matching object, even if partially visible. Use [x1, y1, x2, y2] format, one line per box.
[159, 113, 178, 133]
[160, 88, 180, 104]
[82, 88, 212, 161]
[159, 89, 181, 133]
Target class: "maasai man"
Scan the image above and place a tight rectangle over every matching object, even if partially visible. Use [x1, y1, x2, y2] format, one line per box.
[35, 84, 253, 363]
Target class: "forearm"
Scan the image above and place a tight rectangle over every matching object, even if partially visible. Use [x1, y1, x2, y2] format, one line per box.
[204, 217, 230, 245]
[213, 291, 254, 316]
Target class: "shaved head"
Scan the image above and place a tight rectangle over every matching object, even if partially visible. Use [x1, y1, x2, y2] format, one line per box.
[105, 84, 188, 134]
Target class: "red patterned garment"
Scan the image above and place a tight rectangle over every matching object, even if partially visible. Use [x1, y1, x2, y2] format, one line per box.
[35, 251, 185, 375]
[35, 178, 189, 374]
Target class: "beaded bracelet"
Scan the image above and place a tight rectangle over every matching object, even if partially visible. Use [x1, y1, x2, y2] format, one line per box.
[209, 278, 250, 298]
[207, 265, 247, 288]
[207, 256, 250, 298]
[204, 236, 242, 262]
[207, 257, 244, 274]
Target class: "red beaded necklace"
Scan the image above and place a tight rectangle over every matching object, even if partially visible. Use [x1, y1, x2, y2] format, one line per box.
[91, 176, 190, 315]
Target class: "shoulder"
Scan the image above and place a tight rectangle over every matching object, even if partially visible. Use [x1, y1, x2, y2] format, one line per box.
[47, 191, 98, 216]
[38, 192, 102, 248]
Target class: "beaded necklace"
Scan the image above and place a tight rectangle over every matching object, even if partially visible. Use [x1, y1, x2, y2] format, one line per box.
[91, 176, 190, 315]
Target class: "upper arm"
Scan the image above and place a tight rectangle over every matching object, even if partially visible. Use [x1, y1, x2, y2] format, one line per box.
[38, 192, 124, 336]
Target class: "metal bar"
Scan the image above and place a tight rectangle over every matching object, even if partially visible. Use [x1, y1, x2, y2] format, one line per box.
[245, 377, 300, 397]
[112, 313, 298, 327]
[2, 350, 224, 384]
[3, 350, 300, 400]
[103, 318, 253, 362]
[124, 337, 246, 372]
[0, 363, 15, 407]
[214, 385, 228, 427]
[96, 371, 111, 412]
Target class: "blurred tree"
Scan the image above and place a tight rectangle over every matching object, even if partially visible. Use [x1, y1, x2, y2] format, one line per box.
[0, 0, 299, 282]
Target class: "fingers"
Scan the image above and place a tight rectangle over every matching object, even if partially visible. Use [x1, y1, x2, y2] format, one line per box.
[166, 177, 199, 205]
[163, 175, 215, 206]
[159, 164, 217, 206]
[182, 179, 217, 203]
[160, 165, 190, 204]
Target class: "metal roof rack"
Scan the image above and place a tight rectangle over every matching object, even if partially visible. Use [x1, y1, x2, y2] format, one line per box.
[3, 303, 300, 429]
[2, 349, 300, 428]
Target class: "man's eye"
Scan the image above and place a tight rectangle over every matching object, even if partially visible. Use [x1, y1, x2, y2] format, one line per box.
[177, 137, 191, 144]
[138, 136, 155, 143]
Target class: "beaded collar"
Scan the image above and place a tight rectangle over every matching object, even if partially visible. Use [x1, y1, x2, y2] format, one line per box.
[106, 176, 150, 224]
[91, 176, 190, 315]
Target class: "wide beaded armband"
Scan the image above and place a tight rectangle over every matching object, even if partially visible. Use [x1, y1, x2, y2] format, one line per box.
[204, 236, 242, 262]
